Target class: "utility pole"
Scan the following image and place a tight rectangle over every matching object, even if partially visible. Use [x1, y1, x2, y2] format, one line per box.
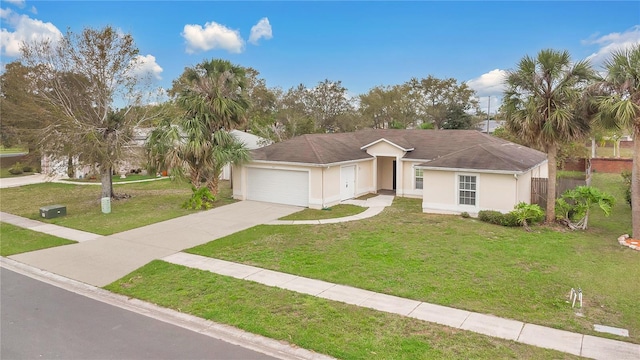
[485, 96, 491, 133]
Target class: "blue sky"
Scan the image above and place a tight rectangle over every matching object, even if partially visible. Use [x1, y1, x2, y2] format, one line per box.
[1, 1, 639, 113]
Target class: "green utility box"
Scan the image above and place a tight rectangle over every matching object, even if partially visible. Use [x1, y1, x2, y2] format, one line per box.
[40, 205, 67, 219]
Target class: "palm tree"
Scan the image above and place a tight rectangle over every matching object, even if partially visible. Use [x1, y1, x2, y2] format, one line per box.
[594, 44, 640, 237]
[503, 49, 595, 223]
[149, 59, 251, 196]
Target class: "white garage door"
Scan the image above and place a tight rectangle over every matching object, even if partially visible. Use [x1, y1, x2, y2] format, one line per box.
[247, 168, 309, 207]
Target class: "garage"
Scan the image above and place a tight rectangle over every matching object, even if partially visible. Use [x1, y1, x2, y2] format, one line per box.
[246, 168, 309, 207]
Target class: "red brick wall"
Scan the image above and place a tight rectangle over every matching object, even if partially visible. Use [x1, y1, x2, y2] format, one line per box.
[561, 158, 586, 172]
[590, 158, 632, 173]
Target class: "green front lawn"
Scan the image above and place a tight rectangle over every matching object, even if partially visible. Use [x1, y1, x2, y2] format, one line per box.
[0, 180, 234, 235]
[0, 222, 76, 256]
[64, 174, 163, 183]
[106, 260, 577, 360]
[279, 204, 366, 220]
[187, 173, 639, 343]
[0, 167, 37, 178]
[0, 146, 27, 155]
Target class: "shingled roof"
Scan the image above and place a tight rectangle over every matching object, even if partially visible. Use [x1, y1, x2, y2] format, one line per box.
[250, 129, 546, 172]
[418, 142, 547, 173]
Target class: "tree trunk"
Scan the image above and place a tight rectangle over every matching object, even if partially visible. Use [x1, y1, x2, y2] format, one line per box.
[100, 166, 113, 199]
[190, 168, 200, 189]
[67, 155, 75, 178]
[632, 134, 640, 238]
[546, 143, 558, 223]
[591, 138, 596, 159]
[206, 175, 219, 197]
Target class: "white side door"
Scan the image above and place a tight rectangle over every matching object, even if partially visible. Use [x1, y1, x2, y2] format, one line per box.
[340, 165, 356, 200]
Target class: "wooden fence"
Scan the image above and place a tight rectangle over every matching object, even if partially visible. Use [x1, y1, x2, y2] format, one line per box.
[531, 177, 587, 209]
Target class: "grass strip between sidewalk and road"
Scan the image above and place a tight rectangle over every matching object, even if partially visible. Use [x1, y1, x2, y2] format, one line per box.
[0, 222, 76, 256]
[279, 204, 366, 220]
[105, 260, 578, 360]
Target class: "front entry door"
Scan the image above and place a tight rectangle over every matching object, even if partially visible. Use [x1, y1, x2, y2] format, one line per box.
[340, 165, 356, 200]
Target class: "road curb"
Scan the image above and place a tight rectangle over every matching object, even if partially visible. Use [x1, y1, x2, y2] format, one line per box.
[0, 257, 335, 360]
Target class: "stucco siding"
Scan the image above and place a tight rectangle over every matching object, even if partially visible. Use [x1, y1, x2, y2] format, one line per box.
[357, 160, 374, 194]
[422, 170, 456, 213]
[480, 173, 517, 212]
[517, 170, 533, 205]
[365, 141, 406, 157]
[402, 161, 423, 197]
[422, 170, 523, 215]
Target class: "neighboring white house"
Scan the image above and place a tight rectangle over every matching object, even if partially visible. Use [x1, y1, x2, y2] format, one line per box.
[220, 130, 269, 180]
[41, 127, 153, 178]
[232, 129, 548, 216]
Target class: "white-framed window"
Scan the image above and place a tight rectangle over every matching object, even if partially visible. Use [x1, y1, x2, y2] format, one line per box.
[415, 168, 424, 189]
[458, 175, 476, 206]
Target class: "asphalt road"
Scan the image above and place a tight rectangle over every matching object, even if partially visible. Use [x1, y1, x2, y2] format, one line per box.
[0, 268, 277, 360]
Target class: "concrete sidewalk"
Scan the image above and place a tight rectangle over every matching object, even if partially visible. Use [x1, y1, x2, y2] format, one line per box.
[163, 252, 640, 360]
[1, 211, 103, 242]
[0, 173, 61, 188]
[6, 201, 301, 287]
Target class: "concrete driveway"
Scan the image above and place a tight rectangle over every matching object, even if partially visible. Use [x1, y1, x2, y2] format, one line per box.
[0, 174, 59, 188]
[9, 201, 301, 287]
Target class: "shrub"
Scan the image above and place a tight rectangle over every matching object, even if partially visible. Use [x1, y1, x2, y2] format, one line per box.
[621, 170, 631, 207]
[460, 211, 470, 218]
[8, 162, 24, 175]
[555, 186, 614, 230]
[501, 212, 520, 227]
[478, 210, 504, 225]
[22, 165, 33, 172]
[510, 202, 544, 230]
[478, 209, 525, 228]
[182, 186, 216, 210]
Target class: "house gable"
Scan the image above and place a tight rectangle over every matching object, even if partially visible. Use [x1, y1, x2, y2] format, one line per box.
[363, 139, 410, 157]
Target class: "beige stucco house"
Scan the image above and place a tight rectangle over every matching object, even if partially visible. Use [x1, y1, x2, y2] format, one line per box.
[232, 129, 548, 216]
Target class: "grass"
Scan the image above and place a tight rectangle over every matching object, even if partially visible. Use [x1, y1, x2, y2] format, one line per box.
[0, 146, 27, 155]
[106, 260, 578, 360]
[0, 179, 235, 235]
[0, 222, 76, 256]
[592, 146, 633, 159]
[0, 167, 37, 178]
[557, 170, 586, 179]
[65, 174, 162, 183]
[279, 204, 366, 220]
[186, 173, 640, 343]
[356, 193, 379, 200]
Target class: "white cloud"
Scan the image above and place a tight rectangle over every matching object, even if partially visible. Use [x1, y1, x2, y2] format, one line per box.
[182, 21, 244, 54]
[584, 26, 640, 67]
[0, 9, 62, 57]
[467, 69, 507, 97]
[249, 17, 272, 45]
[4, 0, 26, 8]
[130, 54, 163, 80]
[30, 6, 37, 15]
[467, 69, 508, 115]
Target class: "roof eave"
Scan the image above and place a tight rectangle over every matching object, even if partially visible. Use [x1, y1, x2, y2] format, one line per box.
[415, 162, 546, 175]
[248, 156, 374, 168]
[360, 138, 414, 152]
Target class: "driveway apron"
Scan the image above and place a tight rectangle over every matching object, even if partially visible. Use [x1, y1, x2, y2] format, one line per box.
[9, 201, 300, 287]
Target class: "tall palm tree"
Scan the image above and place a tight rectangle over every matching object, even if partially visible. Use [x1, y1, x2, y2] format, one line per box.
[149, 59, 251, 196]
[503, 49, 595, 222]
[595, 44, 640, 237]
